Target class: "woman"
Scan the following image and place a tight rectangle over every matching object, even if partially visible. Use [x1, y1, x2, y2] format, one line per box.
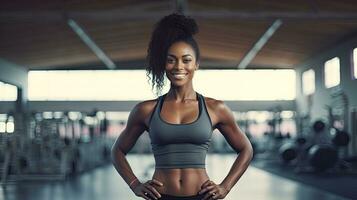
[111, 13, 253, 200]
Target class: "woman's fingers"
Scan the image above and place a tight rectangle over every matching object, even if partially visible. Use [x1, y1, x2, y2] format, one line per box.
[199, 185, 215, 194]
[145, 184, 162, 199]
[139, 191, 152, 200]
[142, 187, 157, 200]
[150, 179, 164, 186]
[201, 180, 213, 189]
[202, 189, 218, 200]
[199, 182, 219, 200]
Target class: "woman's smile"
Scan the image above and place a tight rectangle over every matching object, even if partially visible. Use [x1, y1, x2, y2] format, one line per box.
[172, 72, 188, 79]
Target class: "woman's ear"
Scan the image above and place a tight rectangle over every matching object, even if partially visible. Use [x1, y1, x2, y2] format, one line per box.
[195, 62, 200, 70]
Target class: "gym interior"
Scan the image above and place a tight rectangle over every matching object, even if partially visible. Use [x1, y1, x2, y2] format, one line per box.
[1, 1, 357, 200]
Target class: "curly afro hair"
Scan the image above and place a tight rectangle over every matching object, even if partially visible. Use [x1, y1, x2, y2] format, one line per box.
[146, 12, 200, 96]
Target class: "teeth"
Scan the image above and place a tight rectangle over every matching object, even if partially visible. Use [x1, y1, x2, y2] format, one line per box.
[173, 73, 187, 79]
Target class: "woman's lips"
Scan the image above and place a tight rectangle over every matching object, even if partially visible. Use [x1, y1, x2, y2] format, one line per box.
[172, 73, 188, 79]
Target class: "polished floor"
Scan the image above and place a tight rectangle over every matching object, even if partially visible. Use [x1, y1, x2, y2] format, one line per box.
[0, 154, 352, 200]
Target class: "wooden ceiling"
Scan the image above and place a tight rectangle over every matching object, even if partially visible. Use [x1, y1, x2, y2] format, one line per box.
[1, 0, 357, 70]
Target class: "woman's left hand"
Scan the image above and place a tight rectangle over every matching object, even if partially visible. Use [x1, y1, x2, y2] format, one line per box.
[198, 180, 229, 200]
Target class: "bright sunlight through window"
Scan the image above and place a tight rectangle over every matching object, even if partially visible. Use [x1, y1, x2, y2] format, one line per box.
[302, 69, 315, 95]
[0, 81, 17, 101]
[353, 48, 357, 79]
[28, 69, 295, 101]
[324, 57, 340, 88]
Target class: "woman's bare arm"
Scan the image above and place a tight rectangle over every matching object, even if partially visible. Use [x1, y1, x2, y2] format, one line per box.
[110, 102, 147, 188]
[215, 100, 253, 191]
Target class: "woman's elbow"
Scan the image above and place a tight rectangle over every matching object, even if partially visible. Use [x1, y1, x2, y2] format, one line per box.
[247, 143, 254, 160]
[111, 145, 122, 162]
[110, 146, 117, 164]
[242, 141, 254, 161]
[111, 145, 126, 161]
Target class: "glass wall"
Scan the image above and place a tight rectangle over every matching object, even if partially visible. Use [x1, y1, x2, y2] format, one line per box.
[353, 48, 357, 79]
[302, 69, 315, 95]
[0, 81, 17, 101]
[324, 57, 340, 88]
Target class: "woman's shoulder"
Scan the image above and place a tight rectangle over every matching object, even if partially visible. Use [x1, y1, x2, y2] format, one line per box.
[133, 97, 160, 116]
[202, 95, 225, 111]
[202, 95, 234, 125]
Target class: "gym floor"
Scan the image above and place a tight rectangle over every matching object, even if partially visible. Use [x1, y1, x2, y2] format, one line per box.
[252, 156, 357, 199]
[0, 154, 353, 200]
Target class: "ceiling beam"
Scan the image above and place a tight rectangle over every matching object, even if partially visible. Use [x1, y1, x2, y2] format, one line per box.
[67, 19, 116, 69]
[237, 19, 283, 69]
[3, 11, 357, 22]
[307, 0, 319, 13]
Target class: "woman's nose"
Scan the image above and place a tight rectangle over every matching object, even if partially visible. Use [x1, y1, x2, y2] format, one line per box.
[174, 60, 184, 69]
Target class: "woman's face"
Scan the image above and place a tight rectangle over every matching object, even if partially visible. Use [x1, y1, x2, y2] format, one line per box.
[165, 41, 199, 87]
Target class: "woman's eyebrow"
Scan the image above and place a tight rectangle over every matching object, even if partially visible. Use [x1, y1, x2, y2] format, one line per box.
[167, 54, 192, 58]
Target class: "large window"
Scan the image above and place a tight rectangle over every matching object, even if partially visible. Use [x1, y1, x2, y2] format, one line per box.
[195, 69, 296, 100]
[302, 69, 315, 95]
[28, 69, 296, 101]
[353, 48, 357, 79]
[0, 81, 17, 101]
[324, 57, 340, 88]
[28, 70, 154, 101]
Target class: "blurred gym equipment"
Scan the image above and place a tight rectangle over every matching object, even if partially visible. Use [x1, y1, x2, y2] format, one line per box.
[308, 144, 338, 172]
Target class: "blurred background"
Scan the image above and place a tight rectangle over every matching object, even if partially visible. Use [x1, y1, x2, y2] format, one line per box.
[0, 0, 357, 199]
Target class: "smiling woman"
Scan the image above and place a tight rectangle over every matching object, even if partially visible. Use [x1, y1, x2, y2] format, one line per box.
[165, 41, 198, 87]
[111, 12, 253, 200]
[145, 13, 200, 97]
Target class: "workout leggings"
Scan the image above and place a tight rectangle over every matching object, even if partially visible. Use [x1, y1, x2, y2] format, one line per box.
[158, 193, 205, 200]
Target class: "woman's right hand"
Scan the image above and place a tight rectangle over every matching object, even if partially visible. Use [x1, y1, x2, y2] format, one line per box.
[132, 179, 164, 200]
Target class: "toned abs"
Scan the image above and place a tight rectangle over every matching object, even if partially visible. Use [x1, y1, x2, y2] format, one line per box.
[152, 168, 209, 196]
[143, 96, 218, 196]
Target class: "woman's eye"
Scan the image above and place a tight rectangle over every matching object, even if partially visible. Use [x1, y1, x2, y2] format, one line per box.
[184, 60, 191, 63]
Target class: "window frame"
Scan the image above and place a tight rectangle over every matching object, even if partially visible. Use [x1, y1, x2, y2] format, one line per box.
[302, 69, 315, 95]
[324, 57, 341, 89]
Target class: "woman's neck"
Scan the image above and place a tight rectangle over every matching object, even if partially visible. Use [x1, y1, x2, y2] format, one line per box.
[167, 88, 197, 102]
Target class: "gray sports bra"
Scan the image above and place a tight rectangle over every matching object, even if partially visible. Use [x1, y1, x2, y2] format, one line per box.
[148, 92, 213, 169]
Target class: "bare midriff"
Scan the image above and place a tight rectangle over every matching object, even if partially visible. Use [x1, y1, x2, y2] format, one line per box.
[152, 168, 210, 196]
